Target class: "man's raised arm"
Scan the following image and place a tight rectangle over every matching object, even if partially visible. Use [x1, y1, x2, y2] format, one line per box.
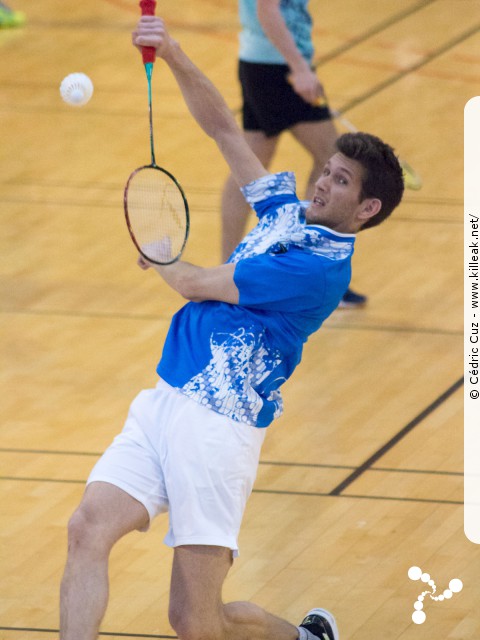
[132, 16, 268, 188]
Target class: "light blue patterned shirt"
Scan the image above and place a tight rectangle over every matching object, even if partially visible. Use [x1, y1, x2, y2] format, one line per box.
[239, 0, 314, 64]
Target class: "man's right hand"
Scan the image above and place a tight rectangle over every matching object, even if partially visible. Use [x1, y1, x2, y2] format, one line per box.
[132, 16, 176, 60]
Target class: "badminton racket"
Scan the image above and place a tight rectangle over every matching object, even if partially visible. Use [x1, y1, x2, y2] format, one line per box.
[314, 97, 423, 190]
[124, 0, 189, 265]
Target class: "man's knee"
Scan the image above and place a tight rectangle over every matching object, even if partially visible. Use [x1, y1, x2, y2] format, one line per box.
[66, 482, 150, 559]
[66, 502, 111, 558]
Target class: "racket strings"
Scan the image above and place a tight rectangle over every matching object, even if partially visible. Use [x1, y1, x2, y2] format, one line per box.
[126, 167, 188, 263]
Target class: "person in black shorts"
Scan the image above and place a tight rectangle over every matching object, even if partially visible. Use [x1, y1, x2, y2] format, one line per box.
[239, 61, 332, 136]
[221, 0, 366, 308]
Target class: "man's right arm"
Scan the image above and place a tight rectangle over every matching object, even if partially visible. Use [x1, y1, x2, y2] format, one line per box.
[132, 17, 269, 189]
[256, 0, 322, 105]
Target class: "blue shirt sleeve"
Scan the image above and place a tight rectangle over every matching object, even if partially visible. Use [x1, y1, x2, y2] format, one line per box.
[233, 250, 326, 312]
[241, 172, 299, 220]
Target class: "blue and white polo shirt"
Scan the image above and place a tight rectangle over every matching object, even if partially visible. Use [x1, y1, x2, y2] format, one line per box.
[157, 172, 355, 428]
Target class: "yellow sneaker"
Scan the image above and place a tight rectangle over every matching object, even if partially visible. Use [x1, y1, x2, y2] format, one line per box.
[401, 159, 423, 190]
[0, 3, 26, 28]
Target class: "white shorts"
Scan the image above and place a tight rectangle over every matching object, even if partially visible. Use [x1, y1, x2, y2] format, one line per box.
[87, 379, 266, 556]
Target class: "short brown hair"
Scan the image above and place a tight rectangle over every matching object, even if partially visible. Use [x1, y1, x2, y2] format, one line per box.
[335, 132, 404, 229]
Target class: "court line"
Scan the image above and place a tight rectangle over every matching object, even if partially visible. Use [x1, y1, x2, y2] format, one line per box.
[0, 448, 462, 476]
[259, 462, 461, 477]
[327, 324, 461, 337]
[404, 197, 462, 206]
[337, 493, 460, 505]
[0, 476, 460, 506]
[0, 627, 175, 639]
[0, 195, 465, 219]
[325, 53, 479, 87]
[0, 476, 85, 484]
[371, 467, 461, 477]
[338, 23, 480, 114]
[0, 447, 102, 457]
[0, 308, 462, 338]
[391, 216, 460, 225]
[0, 175, 465, 210]
[329, 376, 464, 496]
[0, 179, 465, 205]
[104, 0, 235, 23]
[312, 0, 439, 66]
[253, 489, 460, 506]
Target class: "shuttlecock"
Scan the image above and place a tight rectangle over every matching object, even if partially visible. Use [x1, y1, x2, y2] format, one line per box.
[60, 73, 94, 107]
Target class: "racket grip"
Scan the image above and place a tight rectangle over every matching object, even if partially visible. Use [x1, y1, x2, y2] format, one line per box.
[139, 0, 157, 64]
[140, 0, 156, 14]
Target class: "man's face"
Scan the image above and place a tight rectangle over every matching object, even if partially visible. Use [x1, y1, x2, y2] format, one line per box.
[305, 152, 370, 233]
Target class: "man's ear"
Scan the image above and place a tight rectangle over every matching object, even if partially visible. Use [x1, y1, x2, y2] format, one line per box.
[358, 198, 382, 222]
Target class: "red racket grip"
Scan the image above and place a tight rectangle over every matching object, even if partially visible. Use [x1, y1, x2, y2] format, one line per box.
[139, 0, 157, 65]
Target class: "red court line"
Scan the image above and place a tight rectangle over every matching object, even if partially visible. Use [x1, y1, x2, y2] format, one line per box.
[102, 0, 237, 42]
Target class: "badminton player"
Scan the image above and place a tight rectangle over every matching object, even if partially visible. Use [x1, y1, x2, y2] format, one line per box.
[59, 15, 404, 640]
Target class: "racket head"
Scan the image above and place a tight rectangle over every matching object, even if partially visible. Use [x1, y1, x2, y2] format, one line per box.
[124, 165, 190, 265]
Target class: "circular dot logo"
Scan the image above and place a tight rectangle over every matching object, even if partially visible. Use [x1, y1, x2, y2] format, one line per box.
[408, 567, 463, 625]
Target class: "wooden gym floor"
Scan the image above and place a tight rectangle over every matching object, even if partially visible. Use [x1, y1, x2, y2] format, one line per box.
[0, 1, 478, 638]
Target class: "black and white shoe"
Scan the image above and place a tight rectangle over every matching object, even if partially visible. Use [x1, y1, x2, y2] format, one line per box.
[299, 608, 339, 640]
[337, 288, 367, 309]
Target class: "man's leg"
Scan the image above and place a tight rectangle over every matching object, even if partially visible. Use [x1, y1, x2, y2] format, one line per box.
[289, 119, 338, 200]
[169, 545, 299, 640]
[60, 481, 150, 640]
[221, 130, 279, 262]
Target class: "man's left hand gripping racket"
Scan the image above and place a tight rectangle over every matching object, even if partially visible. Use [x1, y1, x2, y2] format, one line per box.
[124, 0, 189, 265]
